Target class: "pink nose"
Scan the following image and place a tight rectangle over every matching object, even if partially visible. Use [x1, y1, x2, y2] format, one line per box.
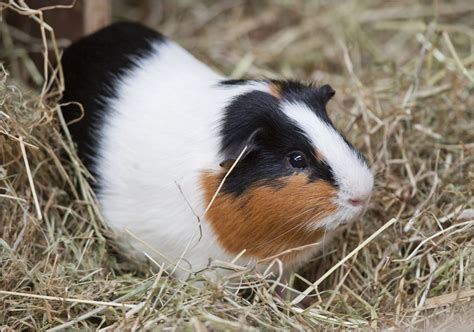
[348, 198, 367, 207]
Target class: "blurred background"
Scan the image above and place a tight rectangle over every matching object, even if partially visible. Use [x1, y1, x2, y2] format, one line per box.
[5, 1, 473, 81]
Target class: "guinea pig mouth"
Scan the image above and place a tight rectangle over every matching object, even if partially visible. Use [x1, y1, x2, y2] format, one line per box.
[343, 199, 370, 220]
[313, 197, 370, 231]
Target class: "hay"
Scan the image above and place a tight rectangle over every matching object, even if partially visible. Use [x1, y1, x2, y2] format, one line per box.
[1, 0, 473, 330]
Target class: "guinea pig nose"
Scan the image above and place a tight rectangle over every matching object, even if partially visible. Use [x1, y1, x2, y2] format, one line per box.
[348, 197, 367, 207]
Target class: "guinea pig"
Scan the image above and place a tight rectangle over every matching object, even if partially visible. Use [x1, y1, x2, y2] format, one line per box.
[61, 22, 374, 280]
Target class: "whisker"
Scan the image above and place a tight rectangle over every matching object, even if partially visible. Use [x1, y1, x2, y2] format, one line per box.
[251, 213, 316, 251]
[251, 207, 324, 251]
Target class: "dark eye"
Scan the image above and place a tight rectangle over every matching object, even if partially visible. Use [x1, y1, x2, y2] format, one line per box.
[288, 151, 307, 169]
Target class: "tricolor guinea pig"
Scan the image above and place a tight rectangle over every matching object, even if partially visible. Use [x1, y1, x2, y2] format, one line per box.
[61, 22, 374, 279]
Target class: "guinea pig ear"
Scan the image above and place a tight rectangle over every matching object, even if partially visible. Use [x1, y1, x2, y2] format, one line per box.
[320, 84, 336, 104]
[219, 128, 262, 170]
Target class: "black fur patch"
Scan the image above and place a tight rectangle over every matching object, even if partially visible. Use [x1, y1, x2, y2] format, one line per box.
[220, 79, 248, 86]
[220, 79, 333, 125]
[219, 88, 337, 195]
[61, 22, 165, 179]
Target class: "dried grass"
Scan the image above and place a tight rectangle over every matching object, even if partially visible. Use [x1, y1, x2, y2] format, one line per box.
[1, 0, 474, 330]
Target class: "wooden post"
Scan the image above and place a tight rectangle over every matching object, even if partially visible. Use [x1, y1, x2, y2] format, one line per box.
[4, 0, 112, 84]
[5, 0, 112, 43]
[83, 0, 112, 36]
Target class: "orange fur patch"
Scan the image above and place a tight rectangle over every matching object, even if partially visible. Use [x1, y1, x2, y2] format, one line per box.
[269, 82, 282, 98]
[200, 172, 337, 263]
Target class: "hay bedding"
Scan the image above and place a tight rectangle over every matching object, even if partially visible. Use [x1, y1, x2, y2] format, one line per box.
[1, 0, 473, 330]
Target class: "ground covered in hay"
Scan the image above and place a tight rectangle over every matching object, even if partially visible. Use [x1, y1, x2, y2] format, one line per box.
[1, 0, 474, 330]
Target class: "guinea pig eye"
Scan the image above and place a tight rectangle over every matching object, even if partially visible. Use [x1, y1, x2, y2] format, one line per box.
[288, 151, 307, 169]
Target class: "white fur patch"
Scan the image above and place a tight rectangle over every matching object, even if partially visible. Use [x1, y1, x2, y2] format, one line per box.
[281, 101, 374, 229]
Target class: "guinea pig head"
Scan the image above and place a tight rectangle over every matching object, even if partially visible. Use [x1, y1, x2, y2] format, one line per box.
[200, 80, 374, 263]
